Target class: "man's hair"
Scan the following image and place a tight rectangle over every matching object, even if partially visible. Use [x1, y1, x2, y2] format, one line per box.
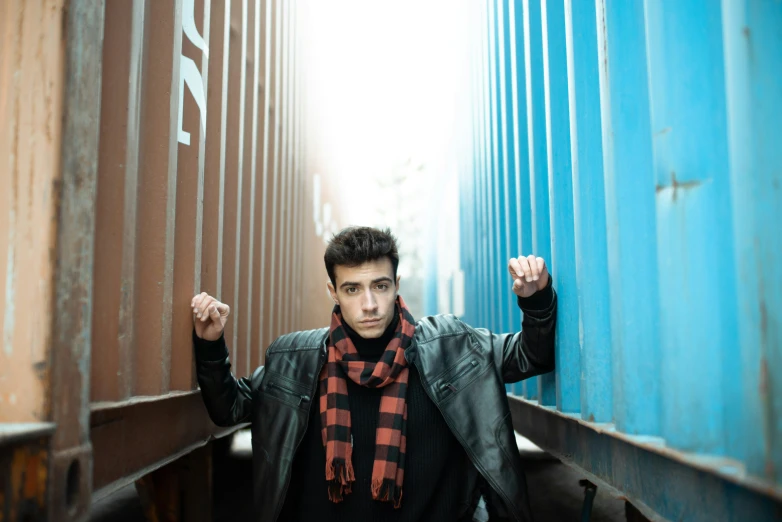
[324, 227, 400, 286]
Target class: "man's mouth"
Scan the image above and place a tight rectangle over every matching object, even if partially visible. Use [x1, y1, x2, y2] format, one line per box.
[360, 318, 381, 326]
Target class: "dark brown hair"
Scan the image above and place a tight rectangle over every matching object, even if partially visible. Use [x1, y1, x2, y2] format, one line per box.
[324, 227, 400, 286]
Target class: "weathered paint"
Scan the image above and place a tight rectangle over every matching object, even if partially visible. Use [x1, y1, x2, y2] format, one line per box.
[1, 0, 339, 518]
[49, 0, 105, 518]
[449, 0, 782, 519]
[0, 0, 65, 425]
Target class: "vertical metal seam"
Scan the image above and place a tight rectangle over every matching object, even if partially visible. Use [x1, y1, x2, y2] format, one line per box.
[288, 5, 300, 334]
[193, 0, 212, 301]
[216, 0, 232, 300]
[563, 0, 584, 402]
[496, 0, 513, 331]
[161, 0, 186, 392]
[215, 2, 231, 299]
[258, 0, 273, 358]
[479, 0, 490, 328]
[232, 0, 248, 362]
[284, 2, 296, 335]
[468, 3, 479, 325]
[487, 0, 498, 331]
[541, 0, 554, 264]
[277, 0, 290, 336]
[269, 0, 282, 342]
[522, 0, 537, 253]
[246, 0, 261, 372]
[508, 0, 523, 285]
[49, 0, 106, 515]
[298, 9, 304, 332]
[119, 0, 147, 399]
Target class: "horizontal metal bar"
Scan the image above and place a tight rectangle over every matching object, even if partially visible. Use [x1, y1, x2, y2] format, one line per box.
[90, 392, 241, 496]
[509, 396, 782, 521]
[0, 423, 56, 445]
[90, 390, 201, 413]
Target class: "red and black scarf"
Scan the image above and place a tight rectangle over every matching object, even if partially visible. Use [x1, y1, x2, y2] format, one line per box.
[318, 296, 416, 508]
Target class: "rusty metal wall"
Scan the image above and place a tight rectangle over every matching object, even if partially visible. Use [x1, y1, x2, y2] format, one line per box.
[1, 0, 338, 520]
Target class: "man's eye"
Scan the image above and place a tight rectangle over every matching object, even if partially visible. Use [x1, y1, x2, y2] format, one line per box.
[376, 284, 388, 291]
[346, 287, 358, 294]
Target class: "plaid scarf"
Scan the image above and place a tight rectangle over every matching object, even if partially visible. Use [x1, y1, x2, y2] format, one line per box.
[318, 296, 416, 508]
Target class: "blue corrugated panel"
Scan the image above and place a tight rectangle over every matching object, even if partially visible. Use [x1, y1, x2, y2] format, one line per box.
[435, 0, 782, 520]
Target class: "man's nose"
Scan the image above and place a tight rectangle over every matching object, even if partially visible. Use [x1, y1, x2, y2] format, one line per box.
[361, 290, 378, 313]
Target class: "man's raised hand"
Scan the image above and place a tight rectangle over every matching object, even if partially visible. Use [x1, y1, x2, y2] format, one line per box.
[191, 292, 230, 341]
[508, 256, 549, 298]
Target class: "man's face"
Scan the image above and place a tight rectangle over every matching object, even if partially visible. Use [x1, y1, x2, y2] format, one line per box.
[327, 257, 400, 339]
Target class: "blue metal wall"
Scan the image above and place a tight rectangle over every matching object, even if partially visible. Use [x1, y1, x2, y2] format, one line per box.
[452, 0, 782, 520]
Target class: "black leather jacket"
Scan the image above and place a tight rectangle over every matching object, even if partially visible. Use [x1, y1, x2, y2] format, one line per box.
[195, 285, 556, 522]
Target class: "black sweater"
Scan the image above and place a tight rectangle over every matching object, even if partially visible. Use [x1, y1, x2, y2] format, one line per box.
[278, 315, 479, 522]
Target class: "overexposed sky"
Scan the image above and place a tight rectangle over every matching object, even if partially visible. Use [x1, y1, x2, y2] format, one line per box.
[300, 0, 473, 227]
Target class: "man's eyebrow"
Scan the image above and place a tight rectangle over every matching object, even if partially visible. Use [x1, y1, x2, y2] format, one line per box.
[339, 277, 393, 289]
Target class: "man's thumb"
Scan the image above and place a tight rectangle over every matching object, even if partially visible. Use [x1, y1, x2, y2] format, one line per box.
[209, 305, 221, 319]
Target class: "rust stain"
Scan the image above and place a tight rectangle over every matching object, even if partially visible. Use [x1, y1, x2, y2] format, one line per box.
[758, 278, 775, 482]
[8, 444, 48, 519]
[766, 459, 776, 483]
[655, 171, 704, 202]
[655, 127, 671, 136]
[588, 413, 595, 422]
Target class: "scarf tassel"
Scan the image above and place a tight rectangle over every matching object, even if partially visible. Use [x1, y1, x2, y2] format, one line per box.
[371, 478, 403, 509]
[326, 458, 355, 503]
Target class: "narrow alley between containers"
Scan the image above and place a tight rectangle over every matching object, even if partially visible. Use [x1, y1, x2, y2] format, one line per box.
[1, 0, 781, 522]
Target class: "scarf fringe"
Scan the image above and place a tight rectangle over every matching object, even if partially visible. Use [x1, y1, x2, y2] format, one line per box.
[325, 458, 355, 503]
[371, 478, 403, 509]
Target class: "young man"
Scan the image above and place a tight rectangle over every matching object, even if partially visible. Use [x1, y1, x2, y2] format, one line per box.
[192, 227, 556, 522]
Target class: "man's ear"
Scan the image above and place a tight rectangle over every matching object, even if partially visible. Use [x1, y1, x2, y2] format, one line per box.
[395, 275, 401, 291]
[327, 281, 338, 304]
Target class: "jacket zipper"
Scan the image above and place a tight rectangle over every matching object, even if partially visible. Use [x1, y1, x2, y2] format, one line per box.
[268, 381, 311, 406]
[272, 352, 326, 522]
[417, 357, 524, 522]
[439, 358, 479, 393]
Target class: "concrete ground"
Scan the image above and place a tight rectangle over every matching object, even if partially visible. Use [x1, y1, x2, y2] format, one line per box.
[89, 432, 627, 522]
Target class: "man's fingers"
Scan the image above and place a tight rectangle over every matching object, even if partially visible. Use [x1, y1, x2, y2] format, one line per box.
[215, 302, 230, 316]
[197, 297, 214, 321]
[192, 292, 207, 312]
[508, 258, 523, 279]
[192, 292, 228, 325]
[527, 255, 539, 281]
[536, 257, 546, 276]
[518, 256, 532, 282]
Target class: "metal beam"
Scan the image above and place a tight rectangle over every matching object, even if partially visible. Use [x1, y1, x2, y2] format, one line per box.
[509, 396, 782, 522]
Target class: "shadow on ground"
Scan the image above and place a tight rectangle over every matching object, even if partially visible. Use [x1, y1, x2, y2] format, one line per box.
[89, 445, 625, 522]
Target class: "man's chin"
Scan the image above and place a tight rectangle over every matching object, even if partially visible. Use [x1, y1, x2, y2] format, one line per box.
[356, 327, 382, 339]
[354, 321, 386, 339]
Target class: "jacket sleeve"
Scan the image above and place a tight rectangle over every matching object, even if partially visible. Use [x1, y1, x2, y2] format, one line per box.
[193, 330, 262, 427]
[469, 279, 557, 383]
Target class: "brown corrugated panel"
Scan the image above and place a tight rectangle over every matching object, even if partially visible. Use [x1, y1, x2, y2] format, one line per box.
[0, 0, 65, 424]
[2, 0, 341, 515]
